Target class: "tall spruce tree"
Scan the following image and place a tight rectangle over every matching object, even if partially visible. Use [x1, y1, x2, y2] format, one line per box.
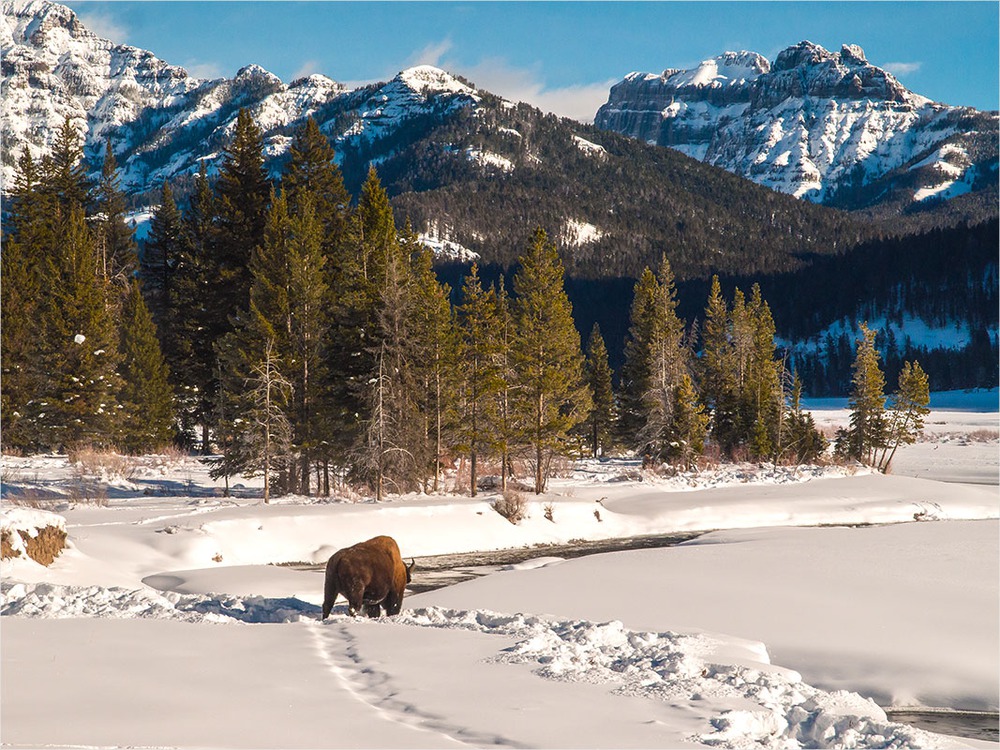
[876, 360, 930, 472]
[637, 256, 689, 462]
[511, 228, 591, 494]
[209, 107, 271, 335]
[700, 275, 739, 454]
[29, 208, 122, 450]
[117, 280, 174, 453]
[408, 237, 460, 491]
[457, 264, 503, 496]
[92, 141, 137, 289]
[619, 267, 658, 444]
[744, 284, 783, 459]
[584, 323, 615, 458]
[843, 322, 887, 465]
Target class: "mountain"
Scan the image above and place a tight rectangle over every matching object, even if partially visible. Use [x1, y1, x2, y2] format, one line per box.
[595, 42, 999, 219]
[0, 0, 865, 280]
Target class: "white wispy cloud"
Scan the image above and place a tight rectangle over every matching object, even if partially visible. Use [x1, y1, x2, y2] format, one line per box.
[407, 39, 454, 68]
[449, 57, 614, 123]
[292, 60, 322, 80]
[183, 60, 224, 81]
[883, 61, 922, 76]
[77, 11, 128, 43]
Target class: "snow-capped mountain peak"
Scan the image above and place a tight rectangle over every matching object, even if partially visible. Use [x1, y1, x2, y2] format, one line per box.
[396, 65, 476, 97]
[596, 40, 997, 209]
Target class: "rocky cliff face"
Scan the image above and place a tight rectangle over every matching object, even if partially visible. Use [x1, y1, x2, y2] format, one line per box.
[596, 41, 998, 210]
[1, 0, 478, 194]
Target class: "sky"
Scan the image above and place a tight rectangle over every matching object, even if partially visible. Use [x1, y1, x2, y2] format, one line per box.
[65, 1, 999, 122]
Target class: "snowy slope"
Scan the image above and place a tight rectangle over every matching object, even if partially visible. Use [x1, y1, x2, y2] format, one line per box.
[0, 0, 480, 194]
[595, 41, 999, 209]
[1, 402, 997, 749]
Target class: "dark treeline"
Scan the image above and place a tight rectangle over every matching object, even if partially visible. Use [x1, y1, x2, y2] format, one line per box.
[467, 219, 996, 398]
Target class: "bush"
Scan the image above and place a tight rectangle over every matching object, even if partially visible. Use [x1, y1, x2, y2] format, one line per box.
[492, 489, 528, 525]
[1, 525, 67, 566]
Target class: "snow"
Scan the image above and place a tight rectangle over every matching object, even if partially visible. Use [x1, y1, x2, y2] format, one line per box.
[464, 145, 515, 173]
[2, 396, 998, 749]
[561, 217, 604, 246]
[572, 134, 607, 156]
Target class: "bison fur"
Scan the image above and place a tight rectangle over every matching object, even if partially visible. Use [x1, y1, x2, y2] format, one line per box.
[322, 535, 415, 619]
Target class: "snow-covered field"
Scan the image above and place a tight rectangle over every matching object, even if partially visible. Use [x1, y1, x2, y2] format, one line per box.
[2, 391, 997, 749]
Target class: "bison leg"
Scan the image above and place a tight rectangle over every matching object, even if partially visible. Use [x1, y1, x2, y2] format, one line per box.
[363, 602, 381, 618]
[321, 585, 339, 620]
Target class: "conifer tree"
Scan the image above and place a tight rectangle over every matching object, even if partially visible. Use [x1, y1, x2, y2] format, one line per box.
[584, 323, 615, 457]
[408, 238, 460, 491]
[618, 267, 658, 444]
[42, 117, 89, 212]
[117, 280, 174, 453]
[638, 256, 689, 462]
[843, 322, 887, 465]
[210, 107, 271, 330]
[511, 228, 590, 493]
[744, 284, 783, 459]
[142, 181, 185, 330]
[457, 264, 503, 496]
[1, 152, 47, 448]
[283, 116, 351, 248]
[669, 373, 709, 470]
[492, 276, 518, 491]
[173, 164, 217, 450]
[700, 275, 739, 453]
[0, 232, 41, 448]
[92, 141, 137, 289]
[29, 208, 122, 449]
[877, 361, 930, 472]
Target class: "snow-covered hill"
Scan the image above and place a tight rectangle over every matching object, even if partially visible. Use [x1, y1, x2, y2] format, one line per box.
[1, 0, 480, 194]
[595, 41, 999, 211]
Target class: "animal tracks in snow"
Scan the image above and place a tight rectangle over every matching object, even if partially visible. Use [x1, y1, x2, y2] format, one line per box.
[307, 618, 529, 749]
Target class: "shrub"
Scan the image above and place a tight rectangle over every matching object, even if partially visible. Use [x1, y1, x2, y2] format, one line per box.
[492, 489, 527, 525]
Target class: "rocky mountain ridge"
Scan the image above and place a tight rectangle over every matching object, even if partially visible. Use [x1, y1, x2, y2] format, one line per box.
[595, 41, 998, 212]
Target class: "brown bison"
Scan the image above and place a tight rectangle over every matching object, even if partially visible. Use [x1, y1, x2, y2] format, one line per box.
[321, 535, 415, 619]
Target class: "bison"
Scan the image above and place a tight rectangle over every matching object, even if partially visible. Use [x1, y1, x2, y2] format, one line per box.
[321, 535, 415, 619]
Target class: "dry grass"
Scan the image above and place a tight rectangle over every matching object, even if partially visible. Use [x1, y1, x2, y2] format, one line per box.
[0, 525, 67, 566]
[68, 446, 139, 481]
[492, 489, 528, 525]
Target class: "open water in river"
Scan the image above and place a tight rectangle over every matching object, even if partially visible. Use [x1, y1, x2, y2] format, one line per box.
[294, 531, 999, 743]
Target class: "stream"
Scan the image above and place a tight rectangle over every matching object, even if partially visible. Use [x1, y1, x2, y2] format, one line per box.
[291, 531, 998, 743]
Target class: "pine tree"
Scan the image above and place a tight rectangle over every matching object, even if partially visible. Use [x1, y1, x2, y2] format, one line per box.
[744, 284, 782, 460]
[408, 237, 461, 491]
[669, 373, 708, 470]
[584, 323, 615, 457]
[843, 322, 887, 465]
[210, 107, 271, 333]
[92, 141, 137, 290]
[173, 164, 217, 450]
[28, 208, 122, 450]
[42, 117, 89, 212]
[700, 275, 739, 454]
[511, 228, 590, 493]
[286, 193, 331, 493]
[457, 264, 503, 496]
[492, 276, 518, 492]
[142, 181, 185, 332]
[618, 267, 658, 444]
[117, 280, 174, 453]
[876, 361, 930, 472]
[283, 116, 351, 249]
[637, 256, 689, 462]
[0, 233, 41, 449]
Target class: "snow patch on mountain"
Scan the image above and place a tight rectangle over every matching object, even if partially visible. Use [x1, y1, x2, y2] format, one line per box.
[596, 41, 997, 209]
[572, 134, 607, 156]
[561, 218, 604, 247]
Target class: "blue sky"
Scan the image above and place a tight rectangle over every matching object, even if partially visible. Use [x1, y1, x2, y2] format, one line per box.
[67, 1, 998, 121]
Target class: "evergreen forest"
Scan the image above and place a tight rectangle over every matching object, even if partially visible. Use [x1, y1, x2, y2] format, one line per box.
[0, 110, 979, 498]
